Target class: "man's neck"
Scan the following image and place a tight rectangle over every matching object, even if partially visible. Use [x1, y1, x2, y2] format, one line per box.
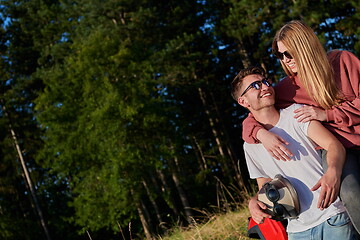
[252, 107, 280, 130]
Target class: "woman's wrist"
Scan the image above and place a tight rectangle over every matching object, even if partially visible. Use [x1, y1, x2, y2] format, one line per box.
[256, 128, 268, 143]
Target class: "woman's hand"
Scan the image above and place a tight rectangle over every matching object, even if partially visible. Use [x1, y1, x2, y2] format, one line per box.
[257, 129, 293, 161]
[294, 105, 327, 122]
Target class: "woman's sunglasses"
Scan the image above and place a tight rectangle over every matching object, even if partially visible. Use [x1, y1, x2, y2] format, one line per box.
[275, 51, 293, 60]
[240, 78, 271, 97]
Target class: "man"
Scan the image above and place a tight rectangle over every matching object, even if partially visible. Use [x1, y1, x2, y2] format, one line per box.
[231, 66, 357, 239]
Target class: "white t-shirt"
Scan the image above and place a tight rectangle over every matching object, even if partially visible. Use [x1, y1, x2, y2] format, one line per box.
[244, 104, 345, 233]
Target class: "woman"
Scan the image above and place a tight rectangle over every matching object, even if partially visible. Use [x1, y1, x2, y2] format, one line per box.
[242, 20, 360, 233]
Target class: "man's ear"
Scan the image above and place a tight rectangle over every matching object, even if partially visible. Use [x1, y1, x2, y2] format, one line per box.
[237, 96, 250, 108]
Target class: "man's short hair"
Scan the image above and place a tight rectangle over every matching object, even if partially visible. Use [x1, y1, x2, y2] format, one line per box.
[231, 66, 266, 101]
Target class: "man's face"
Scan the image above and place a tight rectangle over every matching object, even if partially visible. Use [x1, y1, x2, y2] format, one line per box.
[238, 74, 275, 111]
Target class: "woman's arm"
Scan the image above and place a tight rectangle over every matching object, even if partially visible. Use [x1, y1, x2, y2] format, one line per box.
[326, 98, 360, 126]
[326, 50, 360, 127]
[292, 51, 360, 126]
[242, 113, 263, 144]
[242, 113, 293, 161]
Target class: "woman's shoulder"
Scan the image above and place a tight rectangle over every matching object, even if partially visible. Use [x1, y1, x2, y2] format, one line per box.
[327, 50, 360, 64]
[275, 75, 292, 86]
[274, 76, 298, 92]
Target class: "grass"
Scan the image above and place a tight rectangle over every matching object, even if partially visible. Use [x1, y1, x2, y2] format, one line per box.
[158, 207, 257, 240]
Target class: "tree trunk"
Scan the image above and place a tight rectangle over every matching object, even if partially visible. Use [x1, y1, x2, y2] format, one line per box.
[191, 136, 208, 171]
[156, 169, 180, 216]
[169, 156, 193, 224]
[136, 200, 153, 240]
[2, 104, 52, 240]
[208, 91, 249, 192]
[131, 186, 154, 240]
[142, 179, 166, 231]
[197, 87, 232, 176]
[237, 40, 252, 68]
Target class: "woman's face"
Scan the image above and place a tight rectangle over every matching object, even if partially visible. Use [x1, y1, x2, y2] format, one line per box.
[277, 41, 298, 74]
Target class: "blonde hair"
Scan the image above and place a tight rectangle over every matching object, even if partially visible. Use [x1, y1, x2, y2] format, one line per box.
[272, 20, 341, 109]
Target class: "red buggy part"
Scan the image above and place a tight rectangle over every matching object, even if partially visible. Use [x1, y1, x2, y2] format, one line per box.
[247, 217, 288, 240]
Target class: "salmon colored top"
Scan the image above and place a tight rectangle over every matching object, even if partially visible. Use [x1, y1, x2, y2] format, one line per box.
[242, 50, 360, 149]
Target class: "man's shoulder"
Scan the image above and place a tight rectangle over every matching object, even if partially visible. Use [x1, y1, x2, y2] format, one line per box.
[243, 142, 258, 152]
[243, 142, 266, 157]
[280, 103, 303, 115]
[277, 104, 310, 136]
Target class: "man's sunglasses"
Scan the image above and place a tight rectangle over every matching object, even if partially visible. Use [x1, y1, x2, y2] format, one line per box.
[240, 78, 271, 97]
[274, 50, 293, 60]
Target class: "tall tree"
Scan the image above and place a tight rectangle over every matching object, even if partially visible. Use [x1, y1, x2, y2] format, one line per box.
[0, 0, 82, 239]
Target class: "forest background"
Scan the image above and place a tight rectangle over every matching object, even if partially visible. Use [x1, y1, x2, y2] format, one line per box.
[0, 0, 359, 239]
